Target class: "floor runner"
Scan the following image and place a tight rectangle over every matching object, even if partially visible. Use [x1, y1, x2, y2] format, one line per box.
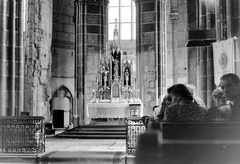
[40, 151, 126, 164]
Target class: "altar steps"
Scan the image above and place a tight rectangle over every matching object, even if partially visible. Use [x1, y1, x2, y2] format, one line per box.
[54, 125, 126, 139]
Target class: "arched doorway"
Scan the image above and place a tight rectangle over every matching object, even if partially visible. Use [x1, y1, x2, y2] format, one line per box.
[51, 86, 73, 128]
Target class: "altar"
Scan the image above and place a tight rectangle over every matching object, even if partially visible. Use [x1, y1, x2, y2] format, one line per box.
[86, 23, 142, 124]
[87, 103, 143, 119]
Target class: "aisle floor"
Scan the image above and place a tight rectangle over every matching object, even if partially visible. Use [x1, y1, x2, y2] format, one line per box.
[0, 136, 134, 164]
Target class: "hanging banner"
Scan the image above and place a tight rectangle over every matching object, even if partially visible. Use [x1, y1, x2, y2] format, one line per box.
[213, 38, 236, 86]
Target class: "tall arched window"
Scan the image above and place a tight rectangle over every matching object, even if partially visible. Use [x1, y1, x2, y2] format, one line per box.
[108, 0, 136, 41]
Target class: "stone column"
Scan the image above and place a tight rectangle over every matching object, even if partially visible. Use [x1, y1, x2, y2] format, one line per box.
[233, 0, 240, 75]
[215, 0, 221, 41]
[187, 0, 199, 88]
[135, 0, 167, 115]
[199, 0, 215, 107]
[0, 0, 24, 116]
[75, 0, 109, 124]
[24, 0, 52, 120]
[206, 0, 215, 107]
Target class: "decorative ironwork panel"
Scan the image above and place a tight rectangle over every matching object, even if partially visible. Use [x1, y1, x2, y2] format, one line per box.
[126, 117, 146, 155]
[87, 34, 99, 45]
[142, 12, 155, 24]
[0, 117, 45, 154]
[87, 14, 99, 24]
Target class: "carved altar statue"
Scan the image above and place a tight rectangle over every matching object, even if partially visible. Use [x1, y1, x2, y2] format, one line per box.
[98, 57, 110, 100]
[111, 50, 121, 80]
[92, 50, 141, 103]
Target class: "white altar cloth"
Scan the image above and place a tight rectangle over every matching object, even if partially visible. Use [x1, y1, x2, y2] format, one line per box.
[87, 103, 143, 119]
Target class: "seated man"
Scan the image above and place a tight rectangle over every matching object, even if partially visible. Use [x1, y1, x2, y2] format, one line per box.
[219, 73, 240, 121]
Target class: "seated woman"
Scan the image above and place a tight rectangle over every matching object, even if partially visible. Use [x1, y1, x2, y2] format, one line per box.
[156, 85, 176, 121]
[163, 84, 209, 121]
[208, 87, 231, 121]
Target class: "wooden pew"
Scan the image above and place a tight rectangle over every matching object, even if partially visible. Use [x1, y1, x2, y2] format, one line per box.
[135, 122, 240, 164]
[150, 122, 240, 140]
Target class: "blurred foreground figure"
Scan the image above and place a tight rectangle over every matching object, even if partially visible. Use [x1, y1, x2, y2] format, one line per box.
[208, 87, 231, 121]
[185, 84, 206, 108]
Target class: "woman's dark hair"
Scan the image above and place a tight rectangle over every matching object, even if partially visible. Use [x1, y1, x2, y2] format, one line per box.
[167, 84, 176, 94]
[169, 84, 193, 101]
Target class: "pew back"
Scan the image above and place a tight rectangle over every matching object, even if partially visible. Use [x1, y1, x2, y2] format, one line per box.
[150, 121, 240, 140]
[136, 122, 240, 164]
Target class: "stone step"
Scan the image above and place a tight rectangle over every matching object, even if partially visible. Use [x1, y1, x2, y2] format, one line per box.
[55, 124, 127, 139]
[54, 134, 126, 139]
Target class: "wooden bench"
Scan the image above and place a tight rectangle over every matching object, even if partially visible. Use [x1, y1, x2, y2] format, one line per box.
[135, 122, 240, 164]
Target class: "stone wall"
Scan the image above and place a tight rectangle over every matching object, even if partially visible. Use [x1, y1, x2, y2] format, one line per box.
[51, 0, 75, 122]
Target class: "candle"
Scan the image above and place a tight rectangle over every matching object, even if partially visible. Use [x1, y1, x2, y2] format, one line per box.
[96, 77, 98, 90]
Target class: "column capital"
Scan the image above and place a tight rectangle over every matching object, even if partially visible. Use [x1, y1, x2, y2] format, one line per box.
[75, 0, 109, 5]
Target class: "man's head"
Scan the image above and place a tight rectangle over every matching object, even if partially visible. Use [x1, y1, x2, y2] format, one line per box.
[219, 73, 240, 101]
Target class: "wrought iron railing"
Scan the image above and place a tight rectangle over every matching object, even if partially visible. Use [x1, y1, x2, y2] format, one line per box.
[0, 116, 45, 154]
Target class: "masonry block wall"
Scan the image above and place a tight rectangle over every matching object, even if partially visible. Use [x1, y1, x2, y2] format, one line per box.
[51, 0, 75, 122]
[136, 0, 167, 115]
[75, 0, 108, 124]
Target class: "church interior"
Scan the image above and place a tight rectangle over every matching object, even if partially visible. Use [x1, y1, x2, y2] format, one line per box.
[1, 0, 240, 163]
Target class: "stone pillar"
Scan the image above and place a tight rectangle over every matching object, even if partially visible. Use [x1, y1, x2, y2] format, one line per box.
[187, 0, 199, 88]
[75, 0, 109, 124]
[226, 0, 232, 38]
[0, 0, 24, 116]
[24, 0, 52, 120]
[198, 0, 215, 107]
[206, 0, 215, 107]
[170, 0, 178, 85]
[136, 0, 167, 115]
